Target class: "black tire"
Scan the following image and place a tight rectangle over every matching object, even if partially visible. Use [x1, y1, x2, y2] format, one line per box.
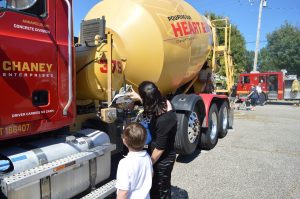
[175, 107, 201, 155]
[200, 103, 219, 150]
[218, 102, 228, 138]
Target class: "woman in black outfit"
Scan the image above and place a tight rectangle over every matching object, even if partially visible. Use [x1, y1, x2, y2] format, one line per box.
[131, 81, 177, 199]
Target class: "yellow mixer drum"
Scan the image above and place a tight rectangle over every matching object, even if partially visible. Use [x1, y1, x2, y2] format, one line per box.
[79, 0, 213, 99]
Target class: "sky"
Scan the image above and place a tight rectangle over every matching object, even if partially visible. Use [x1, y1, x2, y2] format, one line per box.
[74, 0, 300, 51]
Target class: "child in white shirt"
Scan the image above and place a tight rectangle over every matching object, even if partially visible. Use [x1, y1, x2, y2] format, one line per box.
[116, 122, 153, 199]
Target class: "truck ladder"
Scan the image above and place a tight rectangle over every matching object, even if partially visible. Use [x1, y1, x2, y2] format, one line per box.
[211, 18, 234, 94]
[1, 144, 115, 198]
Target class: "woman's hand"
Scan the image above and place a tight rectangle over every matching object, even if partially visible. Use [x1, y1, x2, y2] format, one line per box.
[151, 148, 164, 165]
[128, 89, 142, 103]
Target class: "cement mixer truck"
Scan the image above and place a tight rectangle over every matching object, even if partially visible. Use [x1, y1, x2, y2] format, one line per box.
[0, 0, 234, 198]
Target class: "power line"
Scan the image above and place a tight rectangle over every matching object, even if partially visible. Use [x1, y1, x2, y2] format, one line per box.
[246, 40, 267, 44]
[236, 0, 300, 11]
[265, 7, 300, 11]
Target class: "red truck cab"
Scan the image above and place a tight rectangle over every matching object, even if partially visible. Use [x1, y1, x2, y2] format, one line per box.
[0, 0, 75, 140]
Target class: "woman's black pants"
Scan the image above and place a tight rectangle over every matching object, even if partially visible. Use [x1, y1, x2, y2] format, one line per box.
[150, 151, 176, 199]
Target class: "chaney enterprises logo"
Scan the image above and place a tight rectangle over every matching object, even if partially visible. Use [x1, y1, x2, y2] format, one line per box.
[0, 60, 54, 78]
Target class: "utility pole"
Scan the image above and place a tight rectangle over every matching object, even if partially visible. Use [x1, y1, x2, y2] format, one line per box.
[253, 0, 267, 72]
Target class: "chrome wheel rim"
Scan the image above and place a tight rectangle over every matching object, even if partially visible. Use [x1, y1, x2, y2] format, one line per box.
[187, 111, 200, 143]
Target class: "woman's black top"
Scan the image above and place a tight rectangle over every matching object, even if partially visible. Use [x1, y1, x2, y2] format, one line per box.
[149, 110, 177, 162]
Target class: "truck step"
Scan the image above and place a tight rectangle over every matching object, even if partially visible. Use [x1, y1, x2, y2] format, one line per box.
[1, 144, 115, 196]
[81, 179, 116, 199]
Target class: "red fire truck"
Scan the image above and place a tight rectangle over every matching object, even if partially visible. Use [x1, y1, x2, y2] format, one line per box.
[236, 71, 300, 103]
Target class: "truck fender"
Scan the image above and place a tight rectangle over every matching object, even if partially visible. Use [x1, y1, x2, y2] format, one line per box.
[171, 94, 202, 112]
[171, 94, 205, 123]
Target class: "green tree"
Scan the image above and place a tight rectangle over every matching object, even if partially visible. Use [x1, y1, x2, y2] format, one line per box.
[245, 50, 254, 72]
[231, 25, 247, 76]
[258, 47, 279, 72]
[260, 22, 300, 75]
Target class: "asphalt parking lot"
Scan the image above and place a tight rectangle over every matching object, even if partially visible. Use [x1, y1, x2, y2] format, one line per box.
[171, 103, 300, 199]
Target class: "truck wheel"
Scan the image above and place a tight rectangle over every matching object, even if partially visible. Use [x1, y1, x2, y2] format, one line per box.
[200, 103, 219, 150]
[218, 102, 228, 138]
[290, 91, 298, 98]
[175, 107, 201, 155]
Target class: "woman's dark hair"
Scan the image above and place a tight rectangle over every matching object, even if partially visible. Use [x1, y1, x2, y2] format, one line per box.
[138, 81, 167, 118]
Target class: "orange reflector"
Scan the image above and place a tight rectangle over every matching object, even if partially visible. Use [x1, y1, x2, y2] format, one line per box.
[53, 165, 65, 172]
[53, 161, 76, 172]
